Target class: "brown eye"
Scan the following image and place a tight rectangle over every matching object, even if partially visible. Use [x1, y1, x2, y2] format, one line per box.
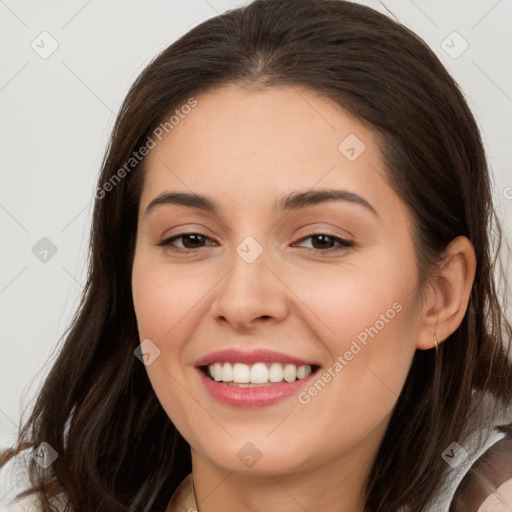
[157, 233, 215, 252]
[296, 234, 354, 251]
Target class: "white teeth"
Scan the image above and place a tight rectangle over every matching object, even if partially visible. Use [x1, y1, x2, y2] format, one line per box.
[297, 365, 312, 379]
[206, 362, 314, 384]
[222, 362, 233, 382]
[250, 363, 269, 384]
[283, 364, 297, 383]
[213, 362, 223, 382]
[233, 363, 250, 383]
[269, 362, 284, 382]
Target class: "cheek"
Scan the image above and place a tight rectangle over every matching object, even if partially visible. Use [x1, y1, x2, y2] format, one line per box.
[131, 257, 209, 438]
[291, 261, 416, 353]
[291, 256, 419, 413]
[132, 258, 207, 343]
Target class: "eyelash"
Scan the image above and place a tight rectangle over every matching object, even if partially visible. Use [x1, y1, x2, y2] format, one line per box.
[156, 232, 354, 254]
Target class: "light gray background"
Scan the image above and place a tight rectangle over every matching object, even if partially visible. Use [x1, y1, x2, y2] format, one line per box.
[1, 0, 511, 447]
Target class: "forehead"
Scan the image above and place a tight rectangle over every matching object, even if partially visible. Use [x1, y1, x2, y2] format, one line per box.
[139, 85, 402, 222]
[145, 84, 372, 167]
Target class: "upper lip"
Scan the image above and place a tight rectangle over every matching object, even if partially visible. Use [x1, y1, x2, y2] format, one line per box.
[194, 349, 319, 367]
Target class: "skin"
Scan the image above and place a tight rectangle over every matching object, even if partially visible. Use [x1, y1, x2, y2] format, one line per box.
[131, 85, 476, 512]
[478, 478, 512, 511]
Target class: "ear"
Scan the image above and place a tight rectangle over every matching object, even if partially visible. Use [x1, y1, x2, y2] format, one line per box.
[416, 236, 476, 351]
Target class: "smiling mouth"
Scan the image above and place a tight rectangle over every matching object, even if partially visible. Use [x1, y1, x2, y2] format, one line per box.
[200, 362, 321, 387]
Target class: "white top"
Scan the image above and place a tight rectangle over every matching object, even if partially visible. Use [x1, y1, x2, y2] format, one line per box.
[423, 427, 507, 511]
[0, 425, 508, 511]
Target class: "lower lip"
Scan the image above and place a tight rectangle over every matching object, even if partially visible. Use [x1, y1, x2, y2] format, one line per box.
[197, 367, 318, 408]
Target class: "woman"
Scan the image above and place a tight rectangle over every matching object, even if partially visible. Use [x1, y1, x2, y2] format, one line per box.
[1, 0, 511, 511]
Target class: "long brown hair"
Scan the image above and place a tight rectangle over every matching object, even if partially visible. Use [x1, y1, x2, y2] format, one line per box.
[3, 1, 512, 510]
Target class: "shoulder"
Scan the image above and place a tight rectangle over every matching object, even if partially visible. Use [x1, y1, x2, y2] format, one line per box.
[0, 448, 39, 512]
[419, 413, 511, 512]
[451, 422, 512, 512]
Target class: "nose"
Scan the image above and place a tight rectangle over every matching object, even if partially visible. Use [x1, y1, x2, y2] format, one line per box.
[209, 244, 289, 332]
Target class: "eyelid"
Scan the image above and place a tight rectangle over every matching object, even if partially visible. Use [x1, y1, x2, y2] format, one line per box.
[156, 231, 354, 253]
[293, 233, 354, 250]
[156, 232, 217, 248]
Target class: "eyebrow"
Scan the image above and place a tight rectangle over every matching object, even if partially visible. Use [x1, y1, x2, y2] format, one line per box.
[144, 189, 379, 217]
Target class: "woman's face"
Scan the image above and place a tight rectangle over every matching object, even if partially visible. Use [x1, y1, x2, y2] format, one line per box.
[132, 85, 424, 476]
